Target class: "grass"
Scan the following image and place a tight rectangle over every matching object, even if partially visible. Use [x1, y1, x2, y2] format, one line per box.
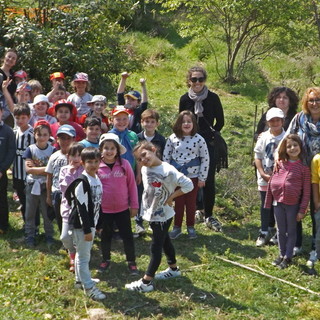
[2, 30, 320, 319]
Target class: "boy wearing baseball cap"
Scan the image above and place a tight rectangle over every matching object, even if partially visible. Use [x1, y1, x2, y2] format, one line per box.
[117, 72, 148, 134]
[254, 107, 286, 247]
[46, 124, 76, 232]
[47, 72, 70, 102]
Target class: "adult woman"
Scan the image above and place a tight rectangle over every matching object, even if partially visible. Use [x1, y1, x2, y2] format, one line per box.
[0, 49, 18, 127]
[285, 87, 320, 267]
[179, 66, 224, 231]
[255, 86, 299, 139]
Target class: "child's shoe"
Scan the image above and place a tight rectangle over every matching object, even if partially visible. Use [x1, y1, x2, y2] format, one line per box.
[125, 278, 154, 292]
[205, 216, 222, 231]
[307, 250, 317, 268]
[187, 226, 197, 239]
[195, 210, 205, 223]
[85, 285, 106, 300]
[169, 227, 182, 239]
[128, 262, 139, 276]
[255, 231, 270, 247]
[272, 256, 283, 266]
[98, 260, 110, 273]
[278, 257, 292, 269]
[154, 267, 181, 280]
[293, 246, 302, 256]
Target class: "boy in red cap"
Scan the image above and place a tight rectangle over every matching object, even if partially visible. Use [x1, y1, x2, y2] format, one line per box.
[47, 72, 70, 102]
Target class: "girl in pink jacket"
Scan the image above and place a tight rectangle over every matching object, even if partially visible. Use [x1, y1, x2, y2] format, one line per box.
[97, 133, 139, 275]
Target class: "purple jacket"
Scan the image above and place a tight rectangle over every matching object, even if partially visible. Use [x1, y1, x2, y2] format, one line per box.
[98, 158, 138, 213]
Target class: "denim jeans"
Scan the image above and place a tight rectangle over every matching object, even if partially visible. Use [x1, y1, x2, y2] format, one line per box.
[72, 228, 96, 289]
[60, 221, 76, 254]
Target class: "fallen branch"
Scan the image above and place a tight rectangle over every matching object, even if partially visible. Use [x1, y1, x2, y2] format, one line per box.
[215, 256, 320, 296]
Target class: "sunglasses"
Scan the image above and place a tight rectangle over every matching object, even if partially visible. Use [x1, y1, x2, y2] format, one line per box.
[190, 77, 205, 83]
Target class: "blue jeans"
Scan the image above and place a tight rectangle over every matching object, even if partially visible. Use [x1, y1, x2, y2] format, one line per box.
[72, 228, 96, 289]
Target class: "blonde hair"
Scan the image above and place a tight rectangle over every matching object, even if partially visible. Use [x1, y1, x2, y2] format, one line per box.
[301, 87, 320, 114]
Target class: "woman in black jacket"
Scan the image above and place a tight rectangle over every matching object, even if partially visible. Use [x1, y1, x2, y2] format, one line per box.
[179, 66, 224, 231]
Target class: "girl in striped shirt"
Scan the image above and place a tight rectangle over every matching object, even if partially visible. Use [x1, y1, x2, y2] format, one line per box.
[265, 134, 310, 269]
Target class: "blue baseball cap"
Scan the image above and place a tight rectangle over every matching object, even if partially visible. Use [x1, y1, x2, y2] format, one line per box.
[124, 90, 141, 100]
[57, 124, 76, 137]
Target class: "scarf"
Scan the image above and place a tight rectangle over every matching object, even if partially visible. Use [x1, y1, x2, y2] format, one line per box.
[110, 128, 134, 167]
[188, 86, 208, 117]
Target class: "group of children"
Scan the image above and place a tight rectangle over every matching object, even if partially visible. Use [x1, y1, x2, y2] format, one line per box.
[254, 107, 315, 269]
[0, 70, 212, 300]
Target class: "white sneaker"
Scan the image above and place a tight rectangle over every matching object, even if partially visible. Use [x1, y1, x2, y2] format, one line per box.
[195, 210, 205, 223]
[75, 278, 100, 289]
[85, 285, 106, 300]
[154, 267, 181, 280]
[293, 246, 302, 256]
[136, 224, 146, 235]
[307, 250, 317, 268]
[125, 278, 154, 292]
[256, 233, 269, 247]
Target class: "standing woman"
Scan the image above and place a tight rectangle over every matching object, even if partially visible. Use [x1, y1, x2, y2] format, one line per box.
[179, 66, 224, 231]
[284, 87, 320, 267]
[0, 49, 18, 127]
[255, 86, 299, 138]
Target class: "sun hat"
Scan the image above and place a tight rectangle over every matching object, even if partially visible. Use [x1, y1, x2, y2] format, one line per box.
[124, 90, 141, 100]
[111, 105, 130, 116]
[50, 72, 65, 81]
[73, 72, 89, 82]
[266, 107, 285, 121]
[87, 95, 107, 105]
[99, 132, 126, 154]
[33, 94, 51, 108]
[57, 124, 76, 137]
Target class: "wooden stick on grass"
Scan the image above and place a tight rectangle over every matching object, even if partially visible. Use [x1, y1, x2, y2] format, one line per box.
[215, 256, 320, 296]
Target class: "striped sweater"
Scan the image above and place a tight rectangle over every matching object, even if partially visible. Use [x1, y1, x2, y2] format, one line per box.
[265, 159, 311, 214]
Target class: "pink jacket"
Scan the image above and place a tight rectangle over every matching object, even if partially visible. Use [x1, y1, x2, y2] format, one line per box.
[98, 158, 138, 214]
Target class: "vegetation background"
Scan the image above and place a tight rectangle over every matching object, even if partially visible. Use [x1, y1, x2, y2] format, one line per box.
[1, 1, 320, 319]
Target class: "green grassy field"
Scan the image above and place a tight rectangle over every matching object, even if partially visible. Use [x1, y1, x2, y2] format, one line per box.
[1, 32, 320, 319]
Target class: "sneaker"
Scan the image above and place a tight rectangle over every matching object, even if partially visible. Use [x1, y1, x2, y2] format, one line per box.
[272, 256, 283, 266]
[195, 210, 205, 223]
[187, 226, 197, 239]
[85, 285, 106, 300]
[256, 233, 268, 247]
[205, 217, 222, 231]
[136, 224, 146, 235]
[293, 246, 302, 257]
[128, 262, 139, 276]
[307, 250, 317, 268]
[278, 257, 292, 269]
[154, 267, 181, 280]
[169, 227, 182, 240]
[75, 278, 101, 289]
[98, 260, 110, 273]
[125, 278, 154, 292]
[269, 233, 278, 245]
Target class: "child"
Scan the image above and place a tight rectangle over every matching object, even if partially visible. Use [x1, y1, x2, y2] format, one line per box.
[28, 80, 43, 101]
[50, 100, 86, 147]
[97, 133, 139, 274]
[254, 107, 286, 247]
[117, 72, 148, 133]
[29, 94, 57, 127]
[0, 104, 16, 233]
[125, 141, 193, 292]
[45, 125, 76, 233]
[23, 120, 55, 247]
[265, 134, 310, 269]
[47, 72, 70, 102]
[163, 110, 209, 239]
[12, 103, 34, 224]
[64, 147, 106, 300]
[14, 70, 27, 85]
[67, 72, 92, 118]
[79, 117, 102, 148]
[59, 142, 84, 272]
[78, 95, 109, 133]
[109, 105, 139, 170]
[135, 109, 166, 236]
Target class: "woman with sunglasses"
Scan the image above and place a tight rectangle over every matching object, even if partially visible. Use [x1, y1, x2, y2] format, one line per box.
[179, 66, 224, 231]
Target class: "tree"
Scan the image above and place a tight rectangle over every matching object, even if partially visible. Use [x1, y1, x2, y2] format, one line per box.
[155, 0, 305, 83]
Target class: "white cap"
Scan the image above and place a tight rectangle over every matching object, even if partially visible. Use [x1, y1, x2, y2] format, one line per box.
[99, 133, 126, 155]
[266, 107, 285, 121]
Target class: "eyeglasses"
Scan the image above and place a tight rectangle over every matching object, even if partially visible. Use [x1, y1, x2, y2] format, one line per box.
[308, 99, 320, 104]
[190, 77, 205, 83]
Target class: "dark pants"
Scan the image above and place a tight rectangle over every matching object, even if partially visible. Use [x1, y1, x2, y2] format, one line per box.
[260, 191, 273, 232]
[0, 172, 9, 231]
[52, 190, 62, 233]
[146, 218, 176, 278]
[203, 142, 216, 218]
[100, 209, 135, 262]
[135, 182, 144, 226]
[274, 202, 299, 259]
[13, 178, 27, 221]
